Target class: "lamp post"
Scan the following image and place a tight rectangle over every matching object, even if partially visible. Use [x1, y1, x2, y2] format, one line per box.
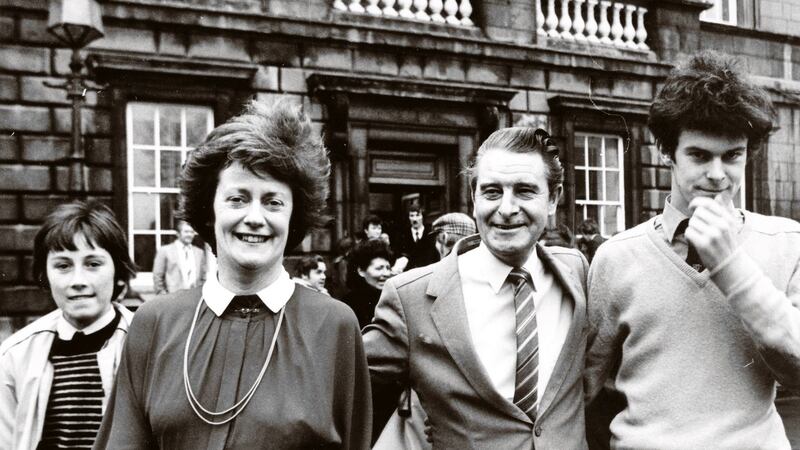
[45, 0, 105, 194]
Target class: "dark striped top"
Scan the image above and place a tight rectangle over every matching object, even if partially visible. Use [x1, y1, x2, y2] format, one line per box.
[37, 353, 104, 449]
[37, 311, 120, 450]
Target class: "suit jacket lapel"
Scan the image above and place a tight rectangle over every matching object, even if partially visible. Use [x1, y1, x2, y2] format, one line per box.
[427, 236, 532, 424]
[535, 243, 587, 418]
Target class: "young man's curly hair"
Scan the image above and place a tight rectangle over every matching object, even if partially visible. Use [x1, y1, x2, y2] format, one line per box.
[179, 98, 331, 254]
[648, 51, 777, 160]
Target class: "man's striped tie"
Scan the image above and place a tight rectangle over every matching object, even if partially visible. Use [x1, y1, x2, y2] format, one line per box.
[509, 267, 539, 421]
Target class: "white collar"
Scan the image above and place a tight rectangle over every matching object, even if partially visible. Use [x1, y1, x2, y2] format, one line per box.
[467, 242, 543, 294]
[201, 267, 295, 317]
[56, 306, 116, 340]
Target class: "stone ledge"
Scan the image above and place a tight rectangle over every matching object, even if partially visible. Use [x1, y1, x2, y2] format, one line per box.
[86, 53, 257, 85]
[548, 94, 651, 118]
[307, 72, 519, 107]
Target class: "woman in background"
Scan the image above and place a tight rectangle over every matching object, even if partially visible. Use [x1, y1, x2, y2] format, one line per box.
[96, 98, 371, 449]
[0, 201, 136, 450]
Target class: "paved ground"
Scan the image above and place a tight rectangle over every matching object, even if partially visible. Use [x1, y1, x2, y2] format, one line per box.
[777, 389, 799, 450]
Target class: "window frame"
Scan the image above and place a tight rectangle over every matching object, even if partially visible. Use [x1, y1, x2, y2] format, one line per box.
[700, 0, 738, 26]
[573, 132, 626, 238]
[125, 102, 214, 291]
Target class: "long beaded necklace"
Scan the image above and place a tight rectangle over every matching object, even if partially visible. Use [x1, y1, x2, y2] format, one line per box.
[182, 297, 286, 425]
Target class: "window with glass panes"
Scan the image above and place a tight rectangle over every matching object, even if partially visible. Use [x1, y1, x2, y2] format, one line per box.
[699, 0, 736, 25]
[126, 103, 213, 280]
[574, 133, 625, 237]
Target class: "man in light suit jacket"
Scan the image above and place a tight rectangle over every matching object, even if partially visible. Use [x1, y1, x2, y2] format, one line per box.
[364, 127, 589, 449]
[152, 221, 206, 294]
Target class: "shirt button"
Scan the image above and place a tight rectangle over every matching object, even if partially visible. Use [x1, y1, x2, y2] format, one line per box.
[534, 426, 542, 437]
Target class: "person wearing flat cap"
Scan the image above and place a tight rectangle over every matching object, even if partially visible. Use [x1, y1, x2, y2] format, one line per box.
[431, 212, 477, 259]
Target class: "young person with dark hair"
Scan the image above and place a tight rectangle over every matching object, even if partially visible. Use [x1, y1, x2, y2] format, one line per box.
[585, 51, 799, 449]
[95, 98, 370, 450]
[0, 201, 136, 450]
[292, 254, 328, 295]
[361, 214, 384, 241]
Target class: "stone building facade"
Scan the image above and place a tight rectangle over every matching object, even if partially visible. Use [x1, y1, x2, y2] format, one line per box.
[1, 0, 799, 332]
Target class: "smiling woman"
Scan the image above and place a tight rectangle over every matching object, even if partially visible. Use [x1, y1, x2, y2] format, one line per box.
[0, 201, 136, 450]
[95, 99, 371, 450]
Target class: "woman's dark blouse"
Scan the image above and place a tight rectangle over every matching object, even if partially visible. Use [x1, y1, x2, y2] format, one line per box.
[93, 286, 371, 450]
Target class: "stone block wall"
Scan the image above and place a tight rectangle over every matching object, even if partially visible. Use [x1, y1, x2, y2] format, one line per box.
[0, 10, 118, 330]
[752, 104, 800, 221]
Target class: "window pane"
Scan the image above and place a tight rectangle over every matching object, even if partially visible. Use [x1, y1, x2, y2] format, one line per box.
[133, 149, 155, 187]
[159, 106, 182, 147]
[131, 104, 155, 146]
[161, 234, 176, 246]
[605, 138, 620, 168]
[585, 204, 599, 223]
[186, 107, 210, 147]
[574, 135, 585, 166]
[602, 205, 620, 236]
[588, 170, 602, 201]
[132, 193, 156, 230]
[160, 150, 182, 188]
[160, 194, 179, 231]
[587, 136, 602, 167]
[133, 235, 156, 272]
[575, 169, 586, 200]
[605, 171, 620, 202]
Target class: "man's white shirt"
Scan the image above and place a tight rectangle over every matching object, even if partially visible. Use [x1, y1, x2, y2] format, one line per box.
[458, 242, 573, 402]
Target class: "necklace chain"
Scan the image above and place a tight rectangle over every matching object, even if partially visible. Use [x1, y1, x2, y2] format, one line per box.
[182, 297, 285, 426]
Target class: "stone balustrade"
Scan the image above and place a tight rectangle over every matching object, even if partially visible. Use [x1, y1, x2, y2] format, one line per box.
[537, 0, 649, 51]
[334, 0, 475, 26]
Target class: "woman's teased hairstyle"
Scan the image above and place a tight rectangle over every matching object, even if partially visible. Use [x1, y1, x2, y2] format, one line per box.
[33, 201, 136, 300]
[648, 51, 776, 159]
[350, 239, 394, 272]
[465, 127, 564, 199]
[180, 98, 331, 254]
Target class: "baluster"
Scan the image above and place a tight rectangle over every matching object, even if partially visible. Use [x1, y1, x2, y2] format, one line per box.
[429, 0, 445, 22]
[398, 0, 414, 18]
[623, 4, 637, 48]
[348, 0, 365, 13]
[598, 1, 611, 44]
[414, 0, 430, 20]
[546, 0, 560, 38]
[366, 0, 382, 15]
[333, 0, 348, 11]
[585, 0, 598, 43]
[611, 2, 624, 47]
[382, 0, 398, 16]
[635, 6, 649, 50]
[559, 0, 574, 40]
[459, 0, 474, 26]
[443, 0, 459, 24]
[536, 0, 547, 37]
[572, 0, 586, 42]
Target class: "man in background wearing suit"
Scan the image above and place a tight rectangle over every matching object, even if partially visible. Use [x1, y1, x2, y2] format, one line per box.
[152, 220, 206, 294]
[396, 205, 440, 270]
[364, 127, 589, 449]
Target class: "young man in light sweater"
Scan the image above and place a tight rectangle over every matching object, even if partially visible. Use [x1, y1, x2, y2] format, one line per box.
[584, 51, 800, 449]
